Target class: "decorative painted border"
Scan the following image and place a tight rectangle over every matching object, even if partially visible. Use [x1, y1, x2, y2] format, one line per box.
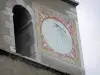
[35, 5, 79, 64]
[40, 17, 76, 59]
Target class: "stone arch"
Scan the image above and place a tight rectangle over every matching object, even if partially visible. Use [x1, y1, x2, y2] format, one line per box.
[13, 5, 34, 57]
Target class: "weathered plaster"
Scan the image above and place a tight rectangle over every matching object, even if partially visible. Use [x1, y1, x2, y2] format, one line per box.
[0, 0, 84, 75]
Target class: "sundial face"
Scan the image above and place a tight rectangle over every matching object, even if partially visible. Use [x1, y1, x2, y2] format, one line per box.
[42, 18, 73, 54]
[35, 5, 80, 65]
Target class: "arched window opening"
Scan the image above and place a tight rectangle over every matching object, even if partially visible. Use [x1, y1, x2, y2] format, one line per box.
[13, 5, 34, 57]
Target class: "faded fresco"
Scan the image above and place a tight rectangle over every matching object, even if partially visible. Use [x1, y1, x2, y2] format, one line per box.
[35, 4, 80, 65]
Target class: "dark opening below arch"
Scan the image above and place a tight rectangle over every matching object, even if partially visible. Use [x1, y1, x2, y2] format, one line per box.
[13, 5, 34, 57]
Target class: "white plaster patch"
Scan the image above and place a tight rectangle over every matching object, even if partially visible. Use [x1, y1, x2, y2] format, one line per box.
[26, 5, 33, 16]
[4, 35, 14, 46]
[10, 46, 16, 52]
[9, 29, 14, 37]
[5, 21, 13, 29]
[5, 7, 12, 12]
[8, 17, 13, 23]
[2, 10, 13, 16]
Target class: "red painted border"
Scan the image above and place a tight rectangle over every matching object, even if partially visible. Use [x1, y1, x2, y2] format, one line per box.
[38, 12, 76, 59]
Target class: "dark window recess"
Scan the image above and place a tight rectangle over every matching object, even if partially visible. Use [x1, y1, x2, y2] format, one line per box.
[13, 5, 35, 57]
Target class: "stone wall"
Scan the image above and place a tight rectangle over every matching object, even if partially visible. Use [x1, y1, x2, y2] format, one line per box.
[0, 49, 69, 75]
[0, 0, 84, 75]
